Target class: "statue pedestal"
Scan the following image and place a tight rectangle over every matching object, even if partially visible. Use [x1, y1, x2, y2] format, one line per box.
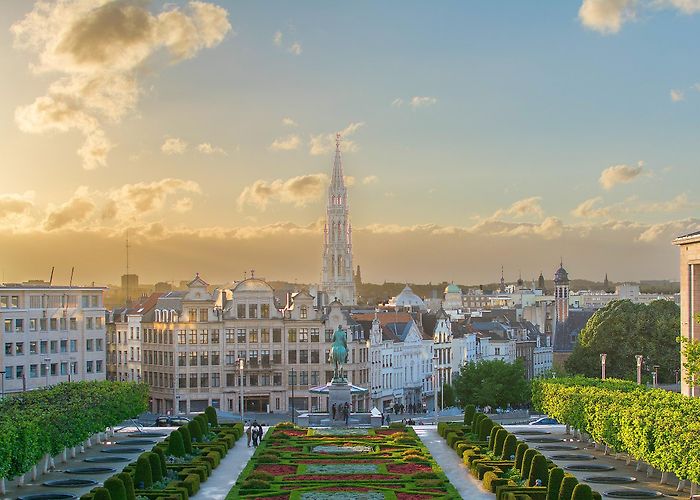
[328, 379, 352, 426]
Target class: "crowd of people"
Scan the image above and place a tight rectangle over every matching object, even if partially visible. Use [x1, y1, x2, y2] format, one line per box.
[245, 420, 265, 447]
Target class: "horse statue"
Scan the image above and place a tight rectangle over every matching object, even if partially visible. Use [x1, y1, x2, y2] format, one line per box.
[329, 326, 349, 381]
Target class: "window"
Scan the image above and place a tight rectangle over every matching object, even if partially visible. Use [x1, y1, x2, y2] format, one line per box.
[96, 339, 103, 351]
[300, 371, 308, 385]
[30, 364, 38, 378]
[249, 373, 258, 386]
[200, 351, 209, 366]
[10, 296, 18, 308]
[225, 351, 235, 365]
[50, 340, 57, 353]
[299, 328, 308, 342]
[60, 318, 66, 330]
[261, 373, 270, 386]
[16, 365, 24, 379]
[60, 362, 68, 375]
[179, 374, 187, 388]
[288, 328, 297, 342]
[86, 360, 94, 373]
[248, 329, 258, 343]
[261, 328, 270, 343]
[0, 296, 7, 308]
[189, 330, 197, 344]
[273, 328, 282, 342]
[273, 372, 282, 386]
[190, 373, 198, 388]
[237, 350, 246, 361]
[3, 319, 11, 333]
[4, 343, 12, 355]
[91, 295, 99, 307]
[178, 331, 186, 344]
[248, 304, 257, 319]
[300, 306, 307, 319]
[211, 373, 220, 387]
[178, 353, 186, 366]
[200, 373, 209, 388]
[95, 317, 103, 329]
[273, 349, 282, 364]
[40, 341, 47, 354]
[188, 308, 197, 322]
[70, 318, 77, 330]
[325, 329, 334, 342]
[200, 330, 209, 344]
[288, 370, 297, 385]
[288, 350, 297, 364]
[29, 319, 37, 332]
[311, 370, 319, 385]
[494, 347, 501, 356]
[85, 318, 92, 330]
[86, 339, 94, 351]
[4, 367, 12, 379]
[311, 350, 320, 363]
[237, 304, 246, 318]
[40, 318, 47, 331]
[261, 349, 270, 365]
[299, 350, 308, 364]
[225, 329, 235, 343]
[237, 329, 246, 343]
[261, 303, 270, 318]
[311, 328, 320, 342]
[211, 329, 220, 343]
[189, 352, 198, 366]
[211, 351, 220, 365]
[13, 318, 24, 332]
[29, 341, 37, 354]
[199, 308, 208, 322]
[30, 296, 41, 308]
[60, 340, 67, 353]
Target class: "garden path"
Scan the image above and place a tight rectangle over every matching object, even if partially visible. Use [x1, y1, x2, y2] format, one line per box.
[414, 425, 493, 500]
[191, 427, 264, 499]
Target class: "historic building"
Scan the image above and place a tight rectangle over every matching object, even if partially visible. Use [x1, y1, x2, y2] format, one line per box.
[0, 282, 107, 393]
[673, 230, 700, 397]
[319, 134, 357, 306]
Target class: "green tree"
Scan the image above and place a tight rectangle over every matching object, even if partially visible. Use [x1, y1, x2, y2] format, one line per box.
[566, 300, 680, 383]
[438, 383, 456, 409]
[452, 359, 530, 409]
[678, 313, 700, 388]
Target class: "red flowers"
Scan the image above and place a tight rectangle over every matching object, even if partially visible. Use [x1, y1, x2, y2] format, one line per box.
[396, 494, 434, 500]
[291, 474, 400, 481]
[256, 464, 296, 475]
[387, 463, 433, 474]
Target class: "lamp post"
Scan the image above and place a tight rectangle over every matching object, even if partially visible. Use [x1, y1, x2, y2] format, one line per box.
[652, 365, 659, 388]
[635, 355, 643, 385]
[44, 357, 51, 388]
[432, 354, 439, 423]
[600, 353, 607, 380]
[0, 370, 5, 399]
[290, 367, 296, 424]
[68, 356, 76, 383]
[238, 358, 245, 422]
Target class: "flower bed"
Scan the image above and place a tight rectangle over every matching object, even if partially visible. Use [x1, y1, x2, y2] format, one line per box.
[227, 424, 459, 499]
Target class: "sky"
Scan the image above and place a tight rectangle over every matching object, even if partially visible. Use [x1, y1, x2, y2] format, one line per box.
[1, 0, 699, 287]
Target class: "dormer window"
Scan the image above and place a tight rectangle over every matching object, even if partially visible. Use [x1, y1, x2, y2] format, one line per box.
[300, 306, 307, 319]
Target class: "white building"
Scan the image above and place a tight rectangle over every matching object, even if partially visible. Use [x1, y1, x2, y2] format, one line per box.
[1, 283, 107, 393]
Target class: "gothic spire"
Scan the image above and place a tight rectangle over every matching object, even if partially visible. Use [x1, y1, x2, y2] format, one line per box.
[330, 133, 345, 193]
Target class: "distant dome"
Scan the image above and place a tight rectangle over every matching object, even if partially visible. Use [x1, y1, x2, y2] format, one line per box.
[445, 283, 462, 294]
[232, 278, 273, 293]
[393, 285, 426, 310]
[554, 264, 569, 284]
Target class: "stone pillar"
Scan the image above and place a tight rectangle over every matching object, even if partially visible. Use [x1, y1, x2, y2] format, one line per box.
[328, 381, 352, 427]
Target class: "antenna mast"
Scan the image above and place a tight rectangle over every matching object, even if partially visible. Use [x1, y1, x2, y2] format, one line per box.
[126, 230, 130, 304]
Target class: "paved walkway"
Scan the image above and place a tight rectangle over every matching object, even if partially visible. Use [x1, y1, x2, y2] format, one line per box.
[414, 425, 493, 500]
[192, 429, 263, 499]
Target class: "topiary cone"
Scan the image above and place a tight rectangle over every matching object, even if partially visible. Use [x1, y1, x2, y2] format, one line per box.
[147, 452, 163, 483]
[134, 455, 153, 489]
[528, 453, 549, 487]
[104, 476, 127, 500]
[501, 434, 517, 460]
[92, 486, 112, 500]
[557, 474, 579, 500]
[179, 426, 192, 454]
[521, 448, 538, 481]
[571, 483, 594, 500]
[188, 420, 203, 442]
[167, 429, 186, 457]
[116, 472, 136, 500]
[514, 442, 529, 471]
[205, 406, 218, 426]
[493, 428, 508, 457]
[463, 404, 476, 426]
[547, 467, 565, 500]
[153, 446, 167, 476]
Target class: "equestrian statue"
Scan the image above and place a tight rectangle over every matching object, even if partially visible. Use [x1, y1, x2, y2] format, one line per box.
[329, 326, 349, 381]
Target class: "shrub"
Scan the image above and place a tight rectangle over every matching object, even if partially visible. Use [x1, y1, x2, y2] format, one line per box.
[528, 454, 549, 487]
[116, 472, 136, 500]
[134, 455, 153, 490]
[557, 475, 579, 500]
[167, 430, 186, 458]
[389, 421, 406, 429]
[179, 426, 192, 454]
[515, 442, 529, 471]
[153, 447, 168, 477]
[571, 483, 593, 500]
[204, 406, 218, 426]
[413, 471, 439, 479]
[484, 470, 510, 493]
[196, 415, 209, 434]
[488, 425, 503, 451]
[547, 467, 565, 500]
[502, 434, 517, 460]
[147, 452, 163, 483]
[479, 417, 495, 441]
[464, 404, 476, 425]
[241, 478, 270, 490]
[188, 421, 203, 442]
[92, 487, 112, 500]
[494, 428, 508, 457]
[472, 412, 486, 432]
[181, 473, 200, 496]
[249, 471, 274, 481]
[104, 477, 126, 500]
[521, 449, 539, 481]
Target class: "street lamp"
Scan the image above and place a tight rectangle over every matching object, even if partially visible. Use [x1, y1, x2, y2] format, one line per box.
[635, 355, 643, 385]
[290, 367, 296, 424]
[432, 354, 439, 423]
[68, 356, 76, 383]
[44, 357, 51, 388]
[600, 353, 607, 380]
[238, 358, 245, 422]
[0, 370, 5, 399]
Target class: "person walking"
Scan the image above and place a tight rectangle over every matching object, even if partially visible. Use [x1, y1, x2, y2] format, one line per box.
[332, 403, 337, 420]
[343, 403, 349, 425]
[251, 420, 259, 447]
[245, 422, 252, 447]
[257, 422, 264, 443]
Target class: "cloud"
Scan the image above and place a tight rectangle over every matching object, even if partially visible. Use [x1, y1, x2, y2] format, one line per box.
[344, 176, 356, 187]
[572, 193, 694, 220]
[106, 178, 201, 217]
[572, 197, 611, 218]
[409, 96, 437, 108]
[43, 187, 95, 230]
[173, 197, 194, 213]
[362, 175, 378, 185]
[309, 122, 364, 156]
[273, 31, 282, 46]
[11, 0, 231, 169]
[270, 134, 301, 151]
[197, 142, 226, 155]
[288, 42, 302, 55]
[0, 192, 35, 223]
[489, 196, 545, 220]
[237, 173, 328, 210]
[637, 193, 694, 212]
[579, 0, 636, 34]
[599, 162, 645, 189]
[391, 98, 404, 107]
[161, 137, 188, 155]
[671, 89, 685, 102]
[282, 117, 297, 127]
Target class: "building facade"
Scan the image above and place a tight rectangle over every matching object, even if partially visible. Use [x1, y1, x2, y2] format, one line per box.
[1, 283, 107, 393]
[673, 230, 700, 397]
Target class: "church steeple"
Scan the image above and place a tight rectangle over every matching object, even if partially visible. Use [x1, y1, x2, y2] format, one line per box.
[330, 133, 346, 193]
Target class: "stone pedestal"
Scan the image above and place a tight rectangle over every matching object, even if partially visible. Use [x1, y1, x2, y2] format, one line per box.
[328, 380, 351, 426]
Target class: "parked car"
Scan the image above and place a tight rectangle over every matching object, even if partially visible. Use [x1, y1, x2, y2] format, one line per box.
[155, 415, 191, 427]
[528, 417, 559, 425]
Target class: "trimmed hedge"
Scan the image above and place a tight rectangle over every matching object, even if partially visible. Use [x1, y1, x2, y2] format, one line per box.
[557, 474, 578, 500]
[528, 454, 549, 487]
[204, 406, 218, 426]
[104, 476, 127, 500]
[547, 467, 565, 500]
[135, 455, 153, 489]
[571, 483, 593, 500]
[464, 403, 476, 426]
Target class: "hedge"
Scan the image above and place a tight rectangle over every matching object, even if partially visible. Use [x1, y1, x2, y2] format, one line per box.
[0, 381, 148, 480]
[533, 376, 700, 483]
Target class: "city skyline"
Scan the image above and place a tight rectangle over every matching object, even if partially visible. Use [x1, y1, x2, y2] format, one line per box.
[1, 1, 700, 285]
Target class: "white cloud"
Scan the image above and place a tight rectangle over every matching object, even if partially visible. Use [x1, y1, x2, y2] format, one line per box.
[270, 134, 301, 151]
[237, 173, 328, 211]
[288, 42, 302, 55]
[173, 197, 194, 213]
[161, 137, 188, 155]
[309, 122, 365, 156]
[488, 197, 545, 220]
[344, 176, 356, 187]
[670, 89, 684, 102]
[282, 117, 298, 127]
[362, 175, 378, 185]
[11, 0, 231, 169]
[579, 0, 636, 34]
[273, 31, 283, 46]
[0, 191, 35, 227]
[197, 142, 226, 155]
[391, 98, 404, 107]
[43, 187, 95, 230]
[572, 197, 611, 218]
[409, 96, 437, 108]
[599, 162, 645, 189]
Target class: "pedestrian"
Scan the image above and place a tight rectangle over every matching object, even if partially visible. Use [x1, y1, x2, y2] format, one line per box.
[386, 414, 391, 425]
[257, 422, 264, 442]
[332, 403, 337, 420]
[343, 403, 349, 425]
[251, 420, 259, 447]
[245, 422, 252, 447]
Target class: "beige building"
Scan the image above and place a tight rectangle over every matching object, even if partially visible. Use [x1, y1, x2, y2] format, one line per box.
[1, 283, 107, 394]
[673, 230, 700, 397]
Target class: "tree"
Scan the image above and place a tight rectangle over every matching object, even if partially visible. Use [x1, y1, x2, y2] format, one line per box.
[452, 359, 530, 409]
[677, 313, 700, 388]
[438, 383, 455, 409]
[565, 300, 680, 383]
